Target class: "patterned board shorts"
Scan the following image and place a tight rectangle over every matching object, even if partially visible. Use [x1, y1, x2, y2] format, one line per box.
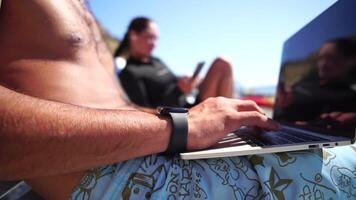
[70, 144, 356, 200]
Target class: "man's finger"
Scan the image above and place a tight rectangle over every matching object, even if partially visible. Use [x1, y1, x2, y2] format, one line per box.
[234, 111, 280, 130]
[235, 100, 265, 114]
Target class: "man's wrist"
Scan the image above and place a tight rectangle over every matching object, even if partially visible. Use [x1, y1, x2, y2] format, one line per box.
[157, 106, 189, 154]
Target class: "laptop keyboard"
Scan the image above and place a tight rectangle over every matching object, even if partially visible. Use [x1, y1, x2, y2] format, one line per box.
[276, 131, 327, 142]
[260, 129, 328, 145]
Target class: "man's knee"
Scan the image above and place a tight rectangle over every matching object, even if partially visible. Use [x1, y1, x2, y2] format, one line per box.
[212, 56, 233, 74]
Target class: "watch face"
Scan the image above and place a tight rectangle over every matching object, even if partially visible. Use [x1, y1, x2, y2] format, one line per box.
[157, 106, 189, 115]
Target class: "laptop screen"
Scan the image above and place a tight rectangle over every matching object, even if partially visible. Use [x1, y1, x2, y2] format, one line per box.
[273, 0, 356, 138]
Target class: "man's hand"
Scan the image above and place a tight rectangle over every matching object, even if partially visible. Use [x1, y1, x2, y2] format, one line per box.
[187, 97, 280, 150]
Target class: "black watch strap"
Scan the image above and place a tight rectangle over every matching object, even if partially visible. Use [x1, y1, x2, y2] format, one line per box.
[165, 112, 188, 154]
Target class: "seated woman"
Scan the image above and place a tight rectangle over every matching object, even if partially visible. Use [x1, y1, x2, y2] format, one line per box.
[115, 17, 235, 108]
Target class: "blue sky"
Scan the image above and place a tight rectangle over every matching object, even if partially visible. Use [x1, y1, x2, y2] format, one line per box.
[90, 0, 337, 89]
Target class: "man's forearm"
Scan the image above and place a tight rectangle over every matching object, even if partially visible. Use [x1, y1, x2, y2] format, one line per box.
[0, 86, 171, 180]
[125, 101, 156, 113]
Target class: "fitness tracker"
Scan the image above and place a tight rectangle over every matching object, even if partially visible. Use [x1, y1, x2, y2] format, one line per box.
[157, 106, 189, 154]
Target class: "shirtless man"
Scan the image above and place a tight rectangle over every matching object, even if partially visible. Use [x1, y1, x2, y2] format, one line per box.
[0, 0, 279, 199]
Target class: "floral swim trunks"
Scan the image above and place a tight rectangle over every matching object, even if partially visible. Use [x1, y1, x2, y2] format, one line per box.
[71, 144, 356, 200]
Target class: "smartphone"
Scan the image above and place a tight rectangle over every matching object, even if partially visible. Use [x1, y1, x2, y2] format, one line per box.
[192, 61, 205, 79]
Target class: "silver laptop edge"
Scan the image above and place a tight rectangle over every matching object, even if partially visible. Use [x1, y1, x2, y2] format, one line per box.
[181, 140, 352, 160]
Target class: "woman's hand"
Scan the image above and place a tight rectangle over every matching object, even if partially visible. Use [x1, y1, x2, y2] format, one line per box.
[177, 76, 199, 94]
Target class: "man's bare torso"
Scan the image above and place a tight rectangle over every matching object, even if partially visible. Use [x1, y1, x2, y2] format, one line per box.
[0, 0, 127, 198]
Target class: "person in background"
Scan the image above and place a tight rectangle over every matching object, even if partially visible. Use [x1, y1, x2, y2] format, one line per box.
[115, 17, 235, 108]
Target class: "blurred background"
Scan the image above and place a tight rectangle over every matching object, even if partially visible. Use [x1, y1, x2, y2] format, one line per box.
[91, 0, 337, 114]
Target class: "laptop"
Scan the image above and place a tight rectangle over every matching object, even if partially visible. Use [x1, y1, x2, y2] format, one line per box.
[181, 0, 356, 160]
